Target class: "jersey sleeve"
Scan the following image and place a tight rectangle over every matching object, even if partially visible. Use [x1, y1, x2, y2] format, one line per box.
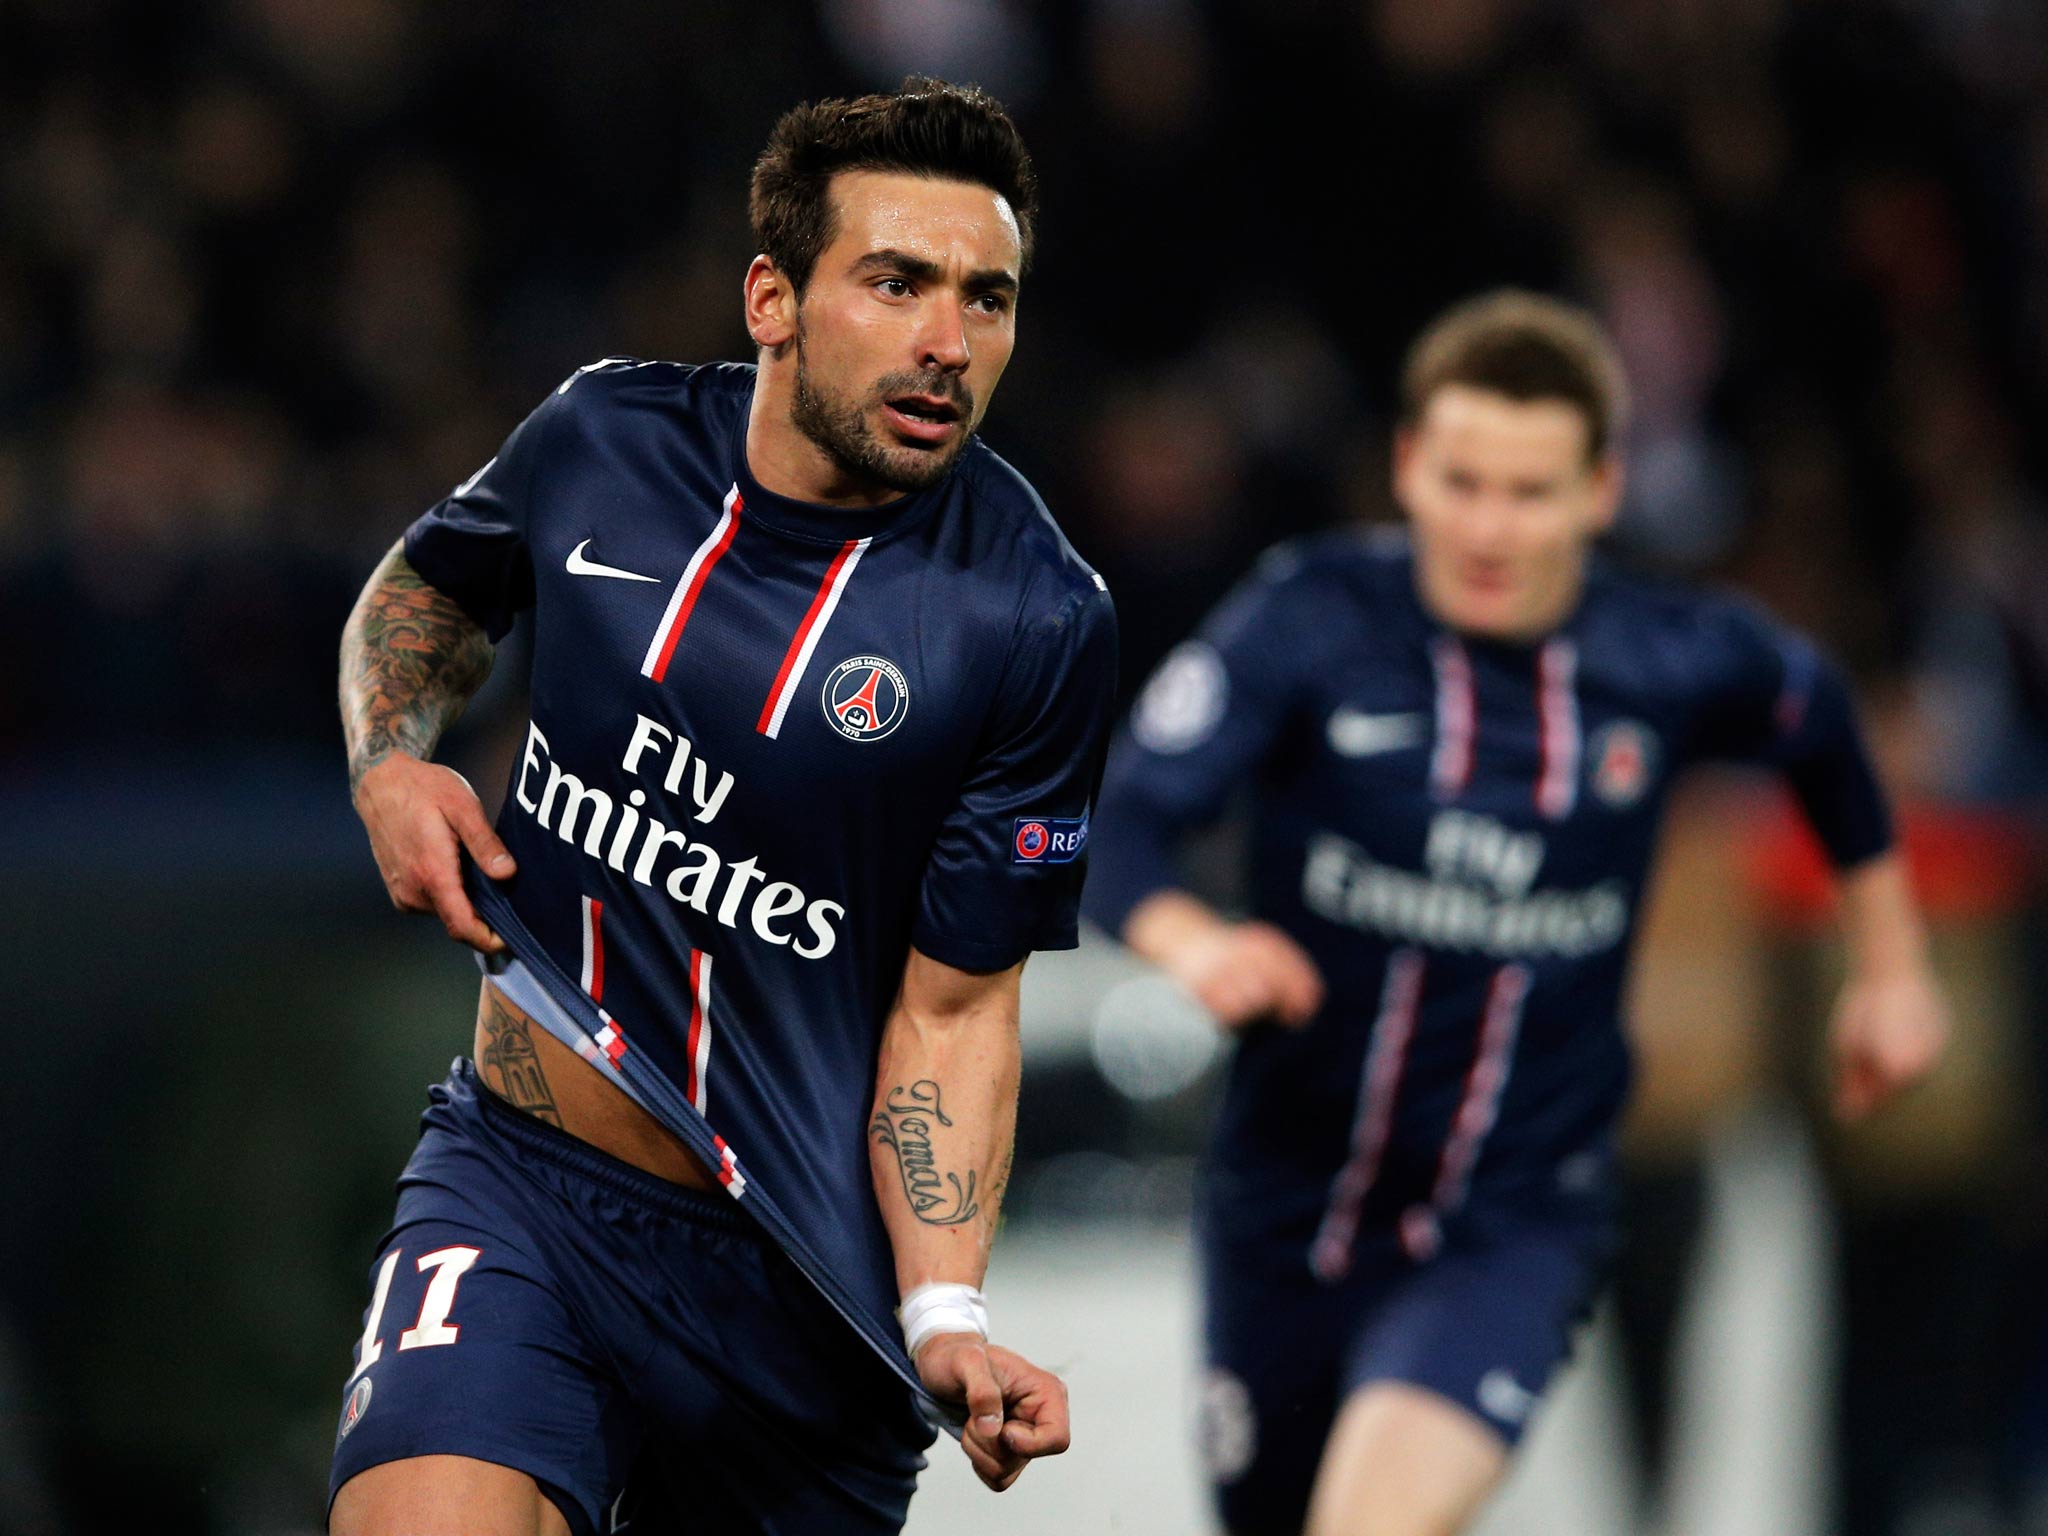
[401, 384, 566, 642]
[1691, 597, 1894, 869]
[1081, 549, 1316, 939]
[912, 584, 1120, 972]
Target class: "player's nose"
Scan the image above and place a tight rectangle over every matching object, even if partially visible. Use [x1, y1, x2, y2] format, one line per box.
[916, 300, 971, 373]
[1465, 493, 1519, 546]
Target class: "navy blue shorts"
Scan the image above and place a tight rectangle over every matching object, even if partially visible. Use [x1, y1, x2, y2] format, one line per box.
[1197, 1208, 1610, 1536]
[327, 1061, 933, 1536]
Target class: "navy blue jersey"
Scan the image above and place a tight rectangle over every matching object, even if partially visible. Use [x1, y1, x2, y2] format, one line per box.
[1084, 530, 1887, 1278]
[401, 359, 1116, 1396]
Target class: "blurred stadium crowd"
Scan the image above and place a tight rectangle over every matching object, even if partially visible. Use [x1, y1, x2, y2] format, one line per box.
[2, 0, 2047, 1532]
[1, 0, 2045, 754]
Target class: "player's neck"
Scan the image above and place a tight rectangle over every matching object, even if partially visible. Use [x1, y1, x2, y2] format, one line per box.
[745, 363, 906, 510]
[1415, 560, 1591, 646]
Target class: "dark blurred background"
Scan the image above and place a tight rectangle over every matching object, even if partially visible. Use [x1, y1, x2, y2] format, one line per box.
[1, 1, 2045, 1532]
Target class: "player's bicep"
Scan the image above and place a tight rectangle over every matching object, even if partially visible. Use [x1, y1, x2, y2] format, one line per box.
[1104, 558, 1314, 822]
[1081, 564, 1311, 941]
[1106, 644, 1271, 825]
[1692, 600, 1892, 867]
[1693, 600, 1842, 766]
[913, 588, 1119, 973]
[900, 946, 1026, 1017]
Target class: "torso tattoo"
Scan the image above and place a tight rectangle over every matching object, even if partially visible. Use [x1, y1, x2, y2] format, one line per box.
[479, 987, 564, 1128]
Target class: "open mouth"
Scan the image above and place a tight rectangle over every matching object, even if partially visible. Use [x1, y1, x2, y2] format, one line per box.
[882, 394, 964, 445]
[888, 394, 960, 423]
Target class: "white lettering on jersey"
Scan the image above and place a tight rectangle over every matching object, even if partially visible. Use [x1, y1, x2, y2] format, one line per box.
[751, 881, 807, 944]
[517, 714, 848, 961]
[1303, 812, 1626, 959]
[1423, 809, 1543, 897]
[619, 714, 732, 822]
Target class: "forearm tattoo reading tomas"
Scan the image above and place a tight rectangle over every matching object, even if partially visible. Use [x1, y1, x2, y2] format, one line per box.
[480, 990, 563, 1127]
[341, 552, 494, 794]
[871, 1080, 981, 1226]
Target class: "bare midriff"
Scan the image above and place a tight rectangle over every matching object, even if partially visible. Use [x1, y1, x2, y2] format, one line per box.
[471, 977, 718, 1192]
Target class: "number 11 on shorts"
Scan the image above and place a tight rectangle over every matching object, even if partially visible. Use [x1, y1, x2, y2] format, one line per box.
[348, 1245, 481, 1381]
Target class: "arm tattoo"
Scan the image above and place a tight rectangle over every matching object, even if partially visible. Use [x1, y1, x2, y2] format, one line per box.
[341, 547, 494, 794]
[479, 989, 563, 1127]
[871, 1080, 981, 1226]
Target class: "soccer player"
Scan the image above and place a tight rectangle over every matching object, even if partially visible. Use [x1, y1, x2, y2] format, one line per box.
[328, 79, 1114, 1535]
[1083, 291, 1949, 1536]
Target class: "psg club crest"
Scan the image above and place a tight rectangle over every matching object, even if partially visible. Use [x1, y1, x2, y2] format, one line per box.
[337, 1375, 373, 1441]
[1588, 719, 1658, 808]
[822, 656, 909, 742]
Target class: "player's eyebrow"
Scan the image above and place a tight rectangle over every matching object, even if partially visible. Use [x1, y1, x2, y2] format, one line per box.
[850, 249, 1018, 295]
[963, 268, 1019, 298]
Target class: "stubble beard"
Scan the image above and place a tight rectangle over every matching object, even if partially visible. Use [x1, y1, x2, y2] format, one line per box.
[789, 326, 974, 496]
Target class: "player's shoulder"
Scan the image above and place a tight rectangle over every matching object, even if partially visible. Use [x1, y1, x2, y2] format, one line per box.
[1177, 527, 1398, 680]
[538, 356, 751, 430]
[1250, 523, 1403, 594]
[1212, 526, 1404, 644]
[1579, 561, 1798, 689]
[954, 439, 1112, 623]
[1586, 561, 1778, 642]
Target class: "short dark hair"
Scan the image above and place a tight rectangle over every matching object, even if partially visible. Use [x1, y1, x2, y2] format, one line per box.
[749, 76, 1038, 295]
[1400, 289, 1629, 459]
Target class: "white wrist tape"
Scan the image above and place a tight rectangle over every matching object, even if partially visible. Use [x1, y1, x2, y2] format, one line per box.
[898, 1281, 990, 1359]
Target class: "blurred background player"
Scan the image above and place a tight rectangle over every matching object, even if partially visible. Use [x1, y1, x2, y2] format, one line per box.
[4, 3, 2046, 1532]
[1083, 290, 1950, 1536]
[327, 79, 1111, 1534]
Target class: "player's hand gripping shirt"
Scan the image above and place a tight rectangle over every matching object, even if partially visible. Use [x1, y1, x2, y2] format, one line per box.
[402, 360, 1116, 1396]
[1085, 530, 1889, 1278]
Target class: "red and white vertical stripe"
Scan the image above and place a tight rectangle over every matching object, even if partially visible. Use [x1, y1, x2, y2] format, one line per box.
[1400, 964, 1532, 1261]
[1534, 638, 1580, 820]
[578, 896, 629, 1067]
[756, 536, 871, 738]
[1309, 949, 1428, 1284]
[579, 896, 607, 1001]
[712, 1133, 746, 1197]
[1430, 636, 1476, 800]
[642, 485, 743, 683]
[684, 948, 715, 1116]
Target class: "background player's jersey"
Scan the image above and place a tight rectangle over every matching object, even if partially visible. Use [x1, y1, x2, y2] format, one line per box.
[1084, 529, 1888, 1280]
[403, 360, 1116, 1379]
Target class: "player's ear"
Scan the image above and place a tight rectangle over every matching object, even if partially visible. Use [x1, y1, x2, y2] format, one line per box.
[1587, 451, 1624, 532]
[744, 256, 799, 353]
[1390, 427, 1420, 503]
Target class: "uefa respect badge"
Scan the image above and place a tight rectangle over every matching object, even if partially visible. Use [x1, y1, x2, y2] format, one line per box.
[1013, 816, 1088, 864]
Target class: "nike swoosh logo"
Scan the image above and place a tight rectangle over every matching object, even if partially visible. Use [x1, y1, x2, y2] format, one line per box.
[1327, 708, 1426, 757]
[566, 539, 659, 583]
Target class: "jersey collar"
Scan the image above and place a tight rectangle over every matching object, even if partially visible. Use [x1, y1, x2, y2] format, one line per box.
[729, 388, 949, 546]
